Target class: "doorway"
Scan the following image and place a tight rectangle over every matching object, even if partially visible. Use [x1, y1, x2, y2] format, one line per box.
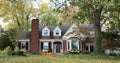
[53, 42, 62, 53]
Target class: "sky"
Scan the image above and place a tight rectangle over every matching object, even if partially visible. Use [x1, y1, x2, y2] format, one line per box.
[0, 18, 8, 28]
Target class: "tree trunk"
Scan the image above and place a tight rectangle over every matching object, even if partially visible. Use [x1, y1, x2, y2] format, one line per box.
[94, 26, 103, 54]
[93, 8, 103, 54]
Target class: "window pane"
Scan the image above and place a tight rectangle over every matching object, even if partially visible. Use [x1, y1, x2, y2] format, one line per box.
[72, 42, 79, 51]
[43, 42, 49, 50]
[55, 30, 59, 35]
[44, 30, 48, 35]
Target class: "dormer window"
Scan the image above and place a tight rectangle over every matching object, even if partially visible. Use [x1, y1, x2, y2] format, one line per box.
[42, 26, 50, 36]
[55, 30, 59, 35]
[43, 30, 48, 36]
[54, 27, 61, 36]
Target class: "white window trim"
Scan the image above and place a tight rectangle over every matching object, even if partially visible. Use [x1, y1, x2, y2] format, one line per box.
[42, 42, 49, 52]
[42, 26, 50, 36]
[54, 27, 61, 36]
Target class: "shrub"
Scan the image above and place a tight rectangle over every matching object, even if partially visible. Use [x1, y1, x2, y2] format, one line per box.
[82, 51, 90, 54]
[48, 48, 52, 52]
[13, 47, 19, 55]
[13, 47, 26, 56]
[2, 46, 12, 55]
[69, 51, 79, 54]
[0, 50, 2, 55]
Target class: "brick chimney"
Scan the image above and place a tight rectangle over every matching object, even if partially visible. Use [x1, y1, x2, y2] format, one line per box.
[30, 19, 40, 53]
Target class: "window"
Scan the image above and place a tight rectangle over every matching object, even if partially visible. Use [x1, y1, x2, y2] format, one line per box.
[19, 42, 28, 50]
[54, 30, 61, 36]
[43, 42, 49, 51]
[72, 41, 79, 51]
[54, 27, 61, 36]
[55, 30, 59, 35]
[42, 26, 50, 36]
[44, 30, 48, 36]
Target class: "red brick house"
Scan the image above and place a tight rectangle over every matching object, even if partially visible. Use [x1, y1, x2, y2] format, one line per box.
[18, 19, 95, 53]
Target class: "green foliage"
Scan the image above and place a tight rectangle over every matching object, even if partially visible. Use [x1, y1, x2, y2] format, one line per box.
[82, 50, 90, 54]
[0, 0, 36, 31]
[13, 47, 27, 56]
[37, 3, 59, 26]
[0, 46, 27, 56]
[102, 31, 120, 50]
[69, 51, 79, 54]
[13, 47, 19, 55]
[13, 50, 26, 56]
[48, 48, 52, 52]
[1, 46, 12, 55]
[0, 29, 16, 50]
[102, 41, 120, 50]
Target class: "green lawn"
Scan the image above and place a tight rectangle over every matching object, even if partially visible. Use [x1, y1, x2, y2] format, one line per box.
[0, 54, 120, 63]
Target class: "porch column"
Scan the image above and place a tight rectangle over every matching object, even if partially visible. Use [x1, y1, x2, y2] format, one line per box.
[52, 41, 54, 52]
[88, 44, 91, 52]
[69, 40, 72, 51]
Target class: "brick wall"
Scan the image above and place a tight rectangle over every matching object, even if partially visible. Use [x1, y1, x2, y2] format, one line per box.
[30, 19, 40, 53]
[63, 40, 67, 52]
[81, 40, 86, 52]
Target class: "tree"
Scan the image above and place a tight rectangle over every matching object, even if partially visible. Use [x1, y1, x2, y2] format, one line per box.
[37, 3, 60, 26]
[60, 5, 80, 25]
[0, 0, 36, 31]
[52, 0, 120, 54]
[0, 29, 16, 50]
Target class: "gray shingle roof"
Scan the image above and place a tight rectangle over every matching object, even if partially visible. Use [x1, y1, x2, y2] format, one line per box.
[39, 26, 70, 39]
[20, 26, 94, 39]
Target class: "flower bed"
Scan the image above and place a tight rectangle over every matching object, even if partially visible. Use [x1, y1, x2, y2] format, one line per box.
[41, 52, 54, 55]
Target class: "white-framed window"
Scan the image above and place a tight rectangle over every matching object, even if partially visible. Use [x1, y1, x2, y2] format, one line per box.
[19, 42, 28, 50]
[42, 42, 49, 52]
[42, 26, 50, 36]
[54, 27, 61, 36]
[71, 41, 79, 51]
[43, 30, 48, 36]
[55, 30, 59, 35]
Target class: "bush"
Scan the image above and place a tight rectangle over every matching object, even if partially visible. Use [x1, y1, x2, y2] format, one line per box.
[48, 48, 52, 52]
[82, 51, 90, 54]
[69, 51, 79, 54]
[13, 47, 19, 55]
[0, 50, 2, 55]
[13, 47, 26, 56]
[2, 46, 12, 55]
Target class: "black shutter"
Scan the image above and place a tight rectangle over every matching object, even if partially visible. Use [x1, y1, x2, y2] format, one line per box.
[18, 42, 21, 49]
[26, 42, 28, 50]
[41, 42, 43, 50]
[49, 42, 51, 49]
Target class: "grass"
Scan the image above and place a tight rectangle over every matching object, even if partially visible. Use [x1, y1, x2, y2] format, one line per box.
[0, 54, 120, 63]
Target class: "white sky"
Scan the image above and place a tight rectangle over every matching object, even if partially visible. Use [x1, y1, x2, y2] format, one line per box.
[42, 0, 50, 3]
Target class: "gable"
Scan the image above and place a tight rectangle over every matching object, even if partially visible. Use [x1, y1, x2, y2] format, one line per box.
[62, 24, 94, 39]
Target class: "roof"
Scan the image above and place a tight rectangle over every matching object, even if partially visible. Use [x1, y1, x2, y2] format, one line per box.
[39, 26, 70, 39]
[19, 26, 94, 39]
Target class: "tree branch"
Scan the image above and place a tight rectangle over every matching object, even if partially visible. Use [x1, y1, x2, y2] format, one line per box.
[100, 18, 109, 27]
[87, 8, 94, 24]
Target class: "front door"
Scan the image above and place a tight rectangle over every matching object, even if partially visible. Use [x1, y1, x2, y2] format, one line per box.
[56, 44, 61, 53]
[53, 42, 62, 53]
